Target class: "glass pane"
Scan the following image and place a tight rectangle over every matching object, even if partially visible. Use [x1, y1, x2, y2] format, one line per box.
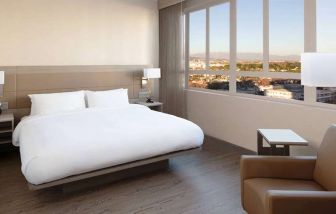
[209, 3, 230, 71]
[237, 77, 304, 100]
[189, 74, 229, 91]
[189, 10, 206, 71]
[237, 0, 263, 72]
[317, 88, 336, 104]
[317, 0, 336, 105]
[269, 0, 303, 73]
[317, 0, 336, 52]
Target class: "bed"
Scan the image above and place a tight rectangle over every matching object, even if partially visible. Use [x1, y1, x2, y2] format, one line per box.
[13, 104, 204, 190]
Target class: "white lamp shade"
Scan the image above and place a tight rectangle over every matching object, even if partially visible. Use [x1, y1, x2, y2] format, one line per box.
[301, 53, 336, 87]
[0, 71, 4, 85]
[143, 68, 161, 79]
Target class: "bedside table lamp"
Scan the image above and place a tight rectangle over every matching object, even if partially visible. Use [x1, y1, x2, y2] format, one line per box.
[143, 68, 161, 103]
[0, 71, 4, 115]
[301, 53, 336, 87]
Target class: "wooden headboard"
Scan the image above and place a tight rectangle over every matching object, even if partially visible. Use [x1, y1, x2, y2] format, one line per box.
[0, 65, 149, 121]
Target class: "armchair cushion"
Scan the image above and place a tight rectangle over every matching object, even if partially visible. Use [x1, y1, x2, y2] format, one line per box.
[240, 155, 317, 206]
[243, 178, 324, 214]
[266, 190, 336, 214]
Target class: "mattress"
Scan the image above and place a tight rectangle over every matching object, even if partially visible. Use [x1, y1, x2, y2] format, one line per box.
[13, 104, 204, 185]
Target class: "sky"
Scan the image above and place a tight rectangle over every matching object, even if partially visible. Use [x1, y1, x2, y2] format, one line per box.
[317, 0, 336, 52]
[189, 0, 336, 57]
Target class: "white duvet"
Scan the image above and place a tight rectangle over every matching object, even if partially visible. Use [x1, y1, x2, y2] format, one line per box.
[13, 104, 204, 185]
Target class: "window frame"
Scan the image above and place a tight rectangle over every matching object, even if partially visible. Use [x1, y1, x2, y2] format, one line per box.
[185, 0, 336, 109]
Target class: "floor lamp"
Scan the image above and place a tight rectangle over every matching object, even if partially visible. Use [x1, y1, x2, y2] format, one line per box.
[301, 53, 336, 88]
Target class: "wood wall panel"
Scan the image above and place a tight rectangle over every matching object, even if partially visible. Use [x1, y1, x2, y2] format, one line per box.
[9, 108, 31, 122]
[1, 92, 16, 109]
[16, 72, 136, 91]
[0, 65, 146, 119]
[4, 73, 16, 92]
[16, 89, 76, 109]
[16, 85, 138, 109]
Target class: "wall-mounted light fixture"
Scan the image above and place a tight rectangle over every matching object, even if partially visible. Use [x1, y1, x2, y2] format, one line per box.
[142, 68, 161, 103]
[142, 68, 161, 89]
[0, 71, 5, 114]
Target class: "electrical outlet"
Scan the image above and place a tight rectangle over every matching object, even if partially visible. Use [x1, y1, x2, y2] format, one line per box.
[1, 102, 8, 110]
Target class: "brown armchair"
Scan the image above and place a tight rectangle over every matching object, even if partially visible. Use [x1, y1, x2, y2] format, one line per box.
[241, 125, 336, 214]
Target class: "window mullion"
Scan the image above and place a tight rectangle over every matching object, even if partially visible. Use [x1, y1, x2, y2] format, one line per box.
[185, 12, 190, 89]
[304, 0, 317, 104]
[263, 0, 269, 76]
[206, 8, 210, 71]
[229, 0, 237, 93]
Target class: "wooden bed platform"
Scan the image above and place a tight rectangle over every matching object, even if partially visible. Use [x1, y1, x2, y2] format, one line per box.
[28, 147, 201, 192]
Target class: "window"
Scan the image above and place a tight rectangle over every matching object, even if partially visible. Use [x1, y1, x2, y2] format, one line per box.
[269, 0, 303, 73]
[316, 87, 336, 104]
[210, 4, 230, 71]
[237, 77, 303, 100]
[316, 0, 336, 105]
[237, 0, 263, 72]
[189, 74, 229, 91]
[236, 0, 303, 100]
[189, 9, 206, 71]
[317, 0, 336, 53]
[186, 0, 334, 106]
[188, 2, 230, 91]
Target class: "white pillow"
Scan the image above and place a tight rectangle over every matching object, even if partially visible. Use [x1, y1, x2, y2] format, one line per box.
[29, 91, 86, 116]
[86, 89, 129, 108]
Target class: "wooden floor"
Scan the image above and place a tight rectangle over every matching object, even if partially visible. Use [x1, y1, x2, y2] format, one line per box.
[0, 136, 254, 214]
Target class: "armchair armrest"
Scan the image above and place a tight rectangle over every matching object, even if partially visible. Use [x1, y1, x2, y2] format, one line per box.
[241, 155, 316, 181]
[266, 190, 336, 214]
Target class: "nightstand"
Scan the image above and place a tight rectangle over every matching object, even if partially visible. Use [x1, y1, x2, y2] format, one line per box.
[136, 101, 163, 112]
[0, 113, 14, 145]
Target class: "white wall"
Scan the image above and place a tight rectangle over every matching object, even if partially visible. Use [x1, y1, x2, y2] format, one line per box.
[187, 90, 336, 155]
[0, 0, 159, 66]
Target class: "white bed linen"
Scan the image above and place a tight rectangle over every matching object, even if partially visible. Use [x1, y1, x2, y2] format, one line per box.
[29, 91, 86, 116]
[13, 104, 204, 185]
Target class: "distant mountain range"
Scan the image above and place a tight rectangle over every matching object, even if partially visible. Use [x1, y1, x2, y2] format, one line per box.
[190, 52, 300, 61]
